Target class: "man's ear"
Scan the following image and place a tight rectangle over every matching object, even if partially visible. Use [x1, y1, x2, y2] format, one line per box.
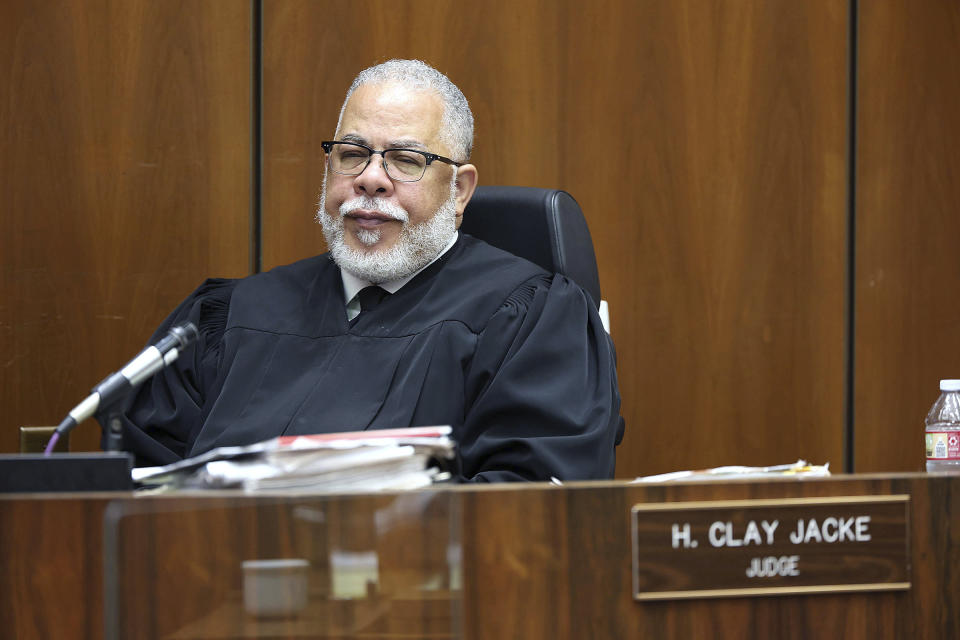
[453, 164, 478, 228]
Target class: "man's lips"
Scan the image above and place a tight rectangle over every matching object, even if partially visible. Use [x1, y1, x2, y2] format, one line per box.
[345, 210, 400, 229]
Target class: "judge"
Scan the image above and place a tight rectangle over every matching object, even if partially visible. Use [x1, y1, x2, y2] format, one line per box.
[112, 59, 623, 481]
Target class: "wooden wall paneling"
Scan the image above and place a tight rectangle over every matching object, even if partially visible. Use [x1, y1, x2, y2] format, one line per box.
[855, 1, 960, 471]
[566, 0, 849, 477]
[262, 0, 848, 478]
[260, 0, 335, 270]
[0, 1, 252, 453]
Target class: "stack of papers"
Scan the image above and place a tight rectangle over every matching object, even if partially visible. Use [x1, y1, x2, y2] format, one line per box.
[132, 426, 456, 493]
[632, 459, 830, 483]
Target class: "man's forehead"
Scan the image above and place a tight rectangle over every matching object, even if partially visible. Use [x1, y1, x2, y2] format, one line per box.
[355, 80, 425, 104]
[337, 82, 445, 149]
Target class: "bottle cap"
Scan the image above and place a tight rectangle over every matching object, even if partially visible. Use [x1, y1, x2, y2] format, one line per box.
[939, 379, 960, 391]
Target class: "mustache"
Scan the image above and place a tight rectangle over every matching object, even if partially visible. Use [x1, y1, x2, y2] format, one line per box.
[339, 196, 409, 223]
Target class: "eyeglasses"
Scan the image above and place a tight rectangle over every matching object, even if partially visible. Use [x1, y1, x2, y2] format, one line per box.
[321, 140, 461, 183]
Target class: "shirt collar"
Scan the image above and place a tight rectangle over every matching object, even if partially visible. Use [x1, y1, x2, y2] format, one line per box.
[340, 231, 459, 305]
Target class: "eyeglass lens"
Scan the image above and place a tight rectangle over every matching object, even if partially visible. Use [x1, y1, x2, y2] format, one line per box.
[329, 144, 426, 181]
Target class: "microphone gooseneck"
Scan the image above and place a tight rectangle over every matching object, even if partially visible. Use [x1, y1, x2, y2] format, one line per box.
[44, 322, 199, 455]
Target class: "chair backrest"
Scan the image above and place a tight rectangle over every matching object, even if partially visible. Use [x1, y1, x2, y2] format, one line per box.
[460, 186, 602, 308]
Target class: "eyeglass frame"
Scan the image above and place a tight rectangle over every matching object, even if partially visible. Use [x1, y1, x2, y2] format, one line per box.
[321, 140, 462, 183]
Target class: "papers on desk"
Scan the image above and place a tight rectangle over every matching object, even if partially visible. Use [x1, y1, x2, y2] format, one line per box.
[132, 426, 456, 493]
[632, 459, 831, 483]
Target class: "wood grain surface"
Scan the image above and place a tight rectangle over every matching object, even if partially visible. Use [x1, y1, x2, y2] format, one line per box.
[2, 475, 957, 639]
[460, 475, 958, 639]
[631, 496, 910, 598]
[855, 1, 960, 471]
[0, 1, 251, 453]
[260, 0, 849, 477]
[103, 493, 456, 639]
[0, 496, 112, 638]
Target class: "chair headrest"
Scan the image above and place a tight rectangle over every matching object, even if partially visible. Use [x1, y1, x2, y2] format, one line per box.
[460, 186, 602, 307]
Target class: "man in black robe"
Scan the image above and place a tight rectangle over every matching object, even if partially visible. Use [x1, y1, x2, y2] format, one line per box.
[114, 59, 623, 482]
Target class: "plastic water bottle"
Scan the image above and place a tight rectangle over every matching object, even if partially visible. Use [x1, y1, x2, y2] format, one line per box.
[925, 379, 960, 472]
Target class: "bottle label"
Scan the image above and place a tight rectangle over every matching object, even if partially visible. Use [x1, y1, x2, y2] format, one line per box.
[925, 432, 960, 460]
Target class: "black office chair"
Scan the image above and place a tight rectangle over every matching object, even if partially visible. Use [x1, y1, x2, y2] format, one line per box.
[460, 186, 603, 310]
[462, 186, 622, 445]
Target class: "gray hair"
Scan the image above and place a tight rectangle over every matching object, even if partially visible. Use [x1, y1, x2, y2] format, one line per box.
[336, 59, 474, 162]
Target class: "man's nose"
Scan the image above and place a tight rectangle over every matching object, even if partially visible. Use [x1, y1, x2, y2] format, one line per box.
[353, 153, 393, 195]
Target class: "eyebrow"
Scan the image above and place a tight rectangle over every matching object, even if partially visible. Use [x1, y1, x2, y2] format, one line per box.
[338, 133, 428, 151]
[387, 139, 428, 151]
[339, 133, 368, 145]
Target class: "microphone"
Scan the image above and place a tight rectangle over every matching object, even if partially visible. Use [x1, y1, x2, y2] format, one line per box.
[45, 322, 199, 453]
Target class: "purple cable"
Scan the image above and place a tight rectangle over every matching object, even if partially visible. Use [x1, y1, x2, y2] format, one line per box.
[43, 431, 60, 456]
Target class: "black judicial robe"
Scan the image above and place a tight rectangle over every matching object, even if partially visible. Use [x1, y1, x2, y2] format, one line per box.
[115, 234, 623, 482]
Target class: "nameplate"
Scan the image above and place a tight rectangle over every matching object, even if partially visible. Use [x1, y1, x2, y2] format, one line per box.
[631, 495, 910, 600]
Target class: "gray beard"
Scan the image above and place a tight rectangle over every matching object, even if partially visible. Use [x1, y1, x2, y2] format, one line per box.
[317, 178, 458, 284]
